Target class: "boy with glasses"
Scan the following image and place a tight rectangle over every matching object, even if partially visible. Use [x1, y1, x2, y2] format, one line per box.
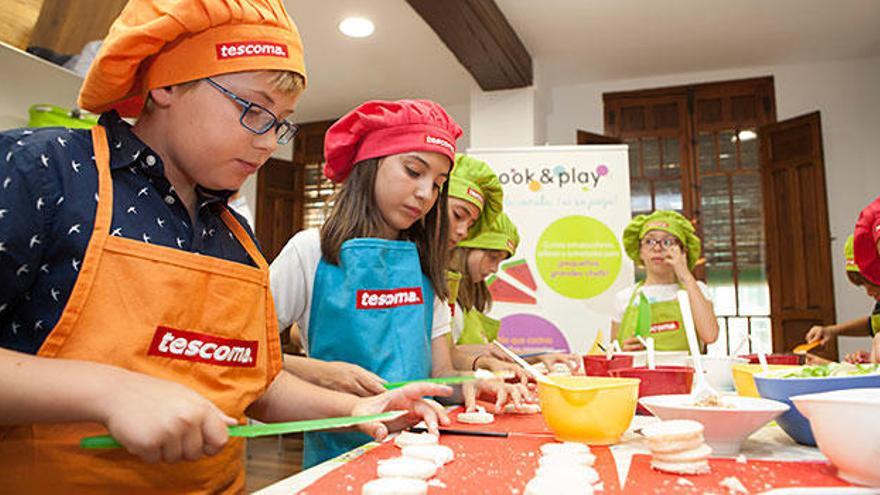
[0, 1, 449, 492]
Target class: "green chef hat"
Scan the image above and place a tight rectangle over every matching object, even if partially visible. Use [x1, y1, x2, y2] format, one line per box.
[623, 210, 701, 269]
[458, 212, 519, 257]
[449, 154, 503, 234]
[845, 235, 860, 273]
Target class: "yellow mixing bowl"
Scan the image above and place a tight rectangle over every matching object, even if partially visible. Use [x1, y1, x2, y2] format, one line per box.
[537, 376, 640, 444]
[732, 364, 799, 397]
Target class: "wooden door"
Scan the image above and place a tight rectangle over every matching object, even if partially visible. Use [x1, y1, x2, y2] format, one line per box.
[254, 120, 334, 263]
[759, 112, 837, 358]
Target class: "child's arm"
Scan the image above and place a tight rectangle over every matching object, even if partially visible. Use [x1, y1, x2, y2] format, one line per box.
[246, 370, 451, 440]
[668, 245, 719, 344]
[806, 317, 872, 344]
[0, 348, 236, 463]
[282, 354, 386, 396]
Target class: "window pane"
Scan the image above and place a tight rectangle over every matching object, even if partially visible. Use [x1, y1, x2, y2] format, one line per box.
[728, 318, 750, 357]
[662, 137, 681, 177]
[698, 132, 715, 173]
[750, 317, 772, 354]
[642, 138, 660, 177]
[719, 131, 737, 171]
[734, 173, 770, 315]
[707, 317, 728, 356]
[630, 179, 652, 214]
[654, 179, 682, 212]
[701, 175, 735, 316]
[740, 129, 759, 169]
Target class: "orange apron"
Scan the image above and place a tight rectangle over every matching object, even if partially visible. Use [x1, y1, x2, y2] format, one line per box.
[0, 126, 281, 494]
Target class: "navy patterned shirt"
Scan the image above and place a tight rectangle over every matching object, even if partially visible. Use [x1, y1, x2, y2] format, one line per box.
[0, 112, 260, 354]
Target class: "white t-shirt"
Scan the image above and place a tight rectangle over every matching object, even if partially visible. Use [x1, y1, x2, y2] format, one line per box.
[610, 282, 712, 324]
[270, 229, 451, 351]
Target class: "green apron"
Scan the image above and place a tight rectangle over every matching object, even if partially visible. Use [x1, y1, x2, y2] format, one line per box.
[447, 270, 463, 303]
[457, 309, 501, 345]
[617, 282, 695, 351]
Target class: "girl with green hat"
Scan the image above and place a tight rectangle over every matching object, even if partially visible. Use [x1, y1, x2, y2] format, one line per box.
[805, 235, 880, 363]
[449, 212, 582, 376]
[613, 210, 719, 351]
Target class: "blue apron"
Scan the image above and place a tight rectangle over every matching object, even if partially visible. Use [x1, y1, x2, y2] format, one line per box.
[303, 238, 434, 468]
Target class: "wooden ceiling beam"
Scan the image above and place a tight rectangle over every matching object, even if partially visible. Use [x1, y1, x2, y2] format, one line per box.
[405, 0, 532, 91]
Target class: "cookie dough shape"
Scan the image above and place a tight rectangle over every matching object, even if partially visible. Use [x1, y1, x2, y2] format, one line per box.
[457, 406, 495, 424]
[393, 431, 438, 449]
[401, 444, 455, 466]
[376, 457, 438, 480]
[362, 477, 428, 495]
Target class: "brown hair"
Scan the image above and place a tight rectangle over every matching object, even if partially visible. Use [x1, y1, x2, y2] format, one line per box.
[321, 158, 450, 300]
[450, 248, 492, 312]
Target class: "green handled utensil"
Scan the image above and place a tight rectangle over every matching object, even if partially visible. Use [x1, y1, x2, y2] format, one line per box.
[81, 410, 408, 449]
[635, 292, 652, 338]
[382, 376, 476, 390]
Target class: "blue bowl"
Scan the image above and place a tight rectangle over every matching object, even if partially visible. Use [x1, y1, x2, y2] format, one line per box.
[754, 371, 880, 446]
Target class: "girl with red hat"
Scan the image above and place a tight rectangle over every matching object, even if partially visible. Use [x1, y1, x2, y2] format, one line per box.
[271, 99, 532, 467]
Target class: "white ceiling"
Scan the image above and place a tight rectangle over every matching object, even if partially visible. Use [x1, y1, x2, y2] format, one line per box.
[285, 0, 880, 123]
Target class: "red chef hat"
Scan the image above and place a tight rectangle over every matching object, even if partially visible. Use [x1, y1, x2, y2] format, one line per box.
[854, 196, 880, 285]
[323, 99, 463, 183]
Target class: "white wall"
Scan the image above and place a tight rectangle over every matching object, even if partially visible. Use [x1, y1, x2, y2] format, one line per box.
[542, 55, 880, 355]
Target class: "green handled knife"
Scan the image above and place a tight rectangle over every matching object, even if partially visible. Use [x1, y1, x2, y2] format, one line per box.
[81, 410, 407, 449]
[382, 375, 476, 390]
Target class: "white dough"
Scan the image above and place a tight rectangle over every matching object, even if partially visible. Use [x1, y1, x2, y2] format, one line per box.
[457, 405, 495, 424]
[534, 464, 600, 485]
[538, 451, 596, 467]
[503, 402, 542, 414]
[377, 456, 438, 480]
[362, 477, 428, 495]
[401, 444, 455, 466]
[524, 475, 595, 495]
[649, 458, 710, 475]
[539, 441, 591, 456]
[473, 368, 498, 380]
[393, 431, 438, 449]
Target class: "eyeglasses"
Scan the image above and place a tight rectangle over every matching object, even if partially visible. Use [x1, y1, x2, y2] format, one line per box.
[204, 78, 299, 145]
[641, 237, 680, 249]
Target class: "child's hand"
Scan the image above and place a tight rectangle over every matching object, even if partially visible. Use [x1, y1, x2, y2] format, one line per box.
[463, 379, 534, 413]
[662, 244, 690, 278]
[350, 383, 452, 441]
[805, 325, 832, 345]
[844, 350, 871, 364]
[473, 354, 529, 384]
[621, 337, 645, 351]
[100, 370, 237, 463]
[529, 353, 584, 375]
[319, 361, 387, 397]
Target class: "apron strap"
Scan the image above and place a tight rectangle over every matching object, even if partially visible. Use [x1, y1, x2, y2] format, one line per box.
[219, 207, 268, 271]
[90, 126, 114, 236]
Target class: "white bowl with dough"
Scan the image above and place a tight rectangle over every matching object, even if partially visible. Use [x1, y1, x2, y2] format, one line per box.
[791, 388, 880, 487]
[639, 394, 789, 455]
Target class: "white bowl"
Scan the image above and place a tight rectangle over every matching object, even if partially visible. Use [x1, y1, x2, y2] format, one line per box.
[616, 350, 690, 368]
[791, 388, 880, 487]
[686, 356, 750, 392]
[639, 394, 789, 455]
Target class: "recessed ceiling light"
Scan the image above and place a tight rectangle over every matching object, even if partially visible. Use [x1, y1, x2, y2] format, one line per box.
[339, 17, 375, 38]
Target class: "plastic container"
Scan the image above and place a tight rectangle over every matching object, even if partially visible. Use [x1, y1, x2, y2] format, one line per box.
[537, 376, 639, 444]
[609, 365, 694, 415]
[583, 354, 634, 377]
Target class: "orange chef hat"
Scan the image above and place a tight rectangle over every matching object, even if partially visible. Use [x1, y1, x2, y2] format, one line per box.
[78, 0, 307, 117]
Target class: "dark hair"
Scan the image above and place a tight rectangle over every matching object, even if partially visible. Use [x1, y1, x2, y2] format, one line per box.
[320, 158, 450, 300]
[449, 248, 492, 312]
